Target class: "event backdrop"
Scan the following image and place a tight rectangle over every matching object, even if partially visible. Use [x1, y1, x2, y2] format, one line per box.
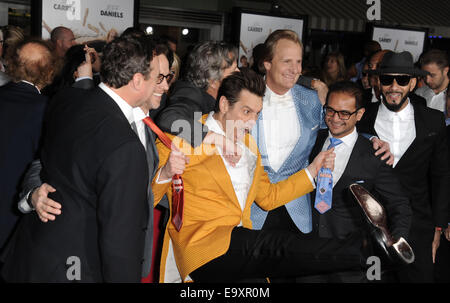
[372, 26, 427, 62]
[41, 0, 136, 43]
[237, 11, 305, 67]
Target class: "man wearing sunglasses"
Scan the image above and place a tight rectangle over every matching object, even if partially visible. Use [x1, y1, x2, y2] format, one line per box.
[297, 81, 412, 283]
[358, 51, 450, 283]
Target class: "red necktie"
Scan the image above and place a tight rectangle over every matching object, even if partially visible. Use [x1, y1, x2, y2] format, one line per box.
[143, 117, 184, 232]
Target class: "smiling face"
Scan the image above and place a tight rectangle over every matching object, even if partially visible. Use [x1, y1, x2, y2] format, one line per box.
[149, 54, 170, 110]
[264, 38, 302, 95]
[325, 91, 364, 138]
[380, 73, 416, 112]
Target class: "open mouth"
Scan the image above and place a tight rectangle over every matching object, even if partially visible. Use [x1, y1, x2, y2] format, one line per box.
[386, 92, 402, 101]
[153, 93, 163, 97]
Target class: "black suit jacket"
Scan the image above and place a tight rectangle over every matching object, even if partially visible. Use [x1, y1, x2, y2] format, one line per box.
[0, 82, 47, 251]
[1, 87, 150, 282]
[15, 84, 159, 279]
[357, 100, 450, 230]
[309, 130, 412, 245]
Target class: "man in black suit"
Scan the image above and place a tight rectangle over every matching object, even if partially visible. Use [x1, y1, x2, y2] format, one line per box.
[0, 39, 55, 253]
[297, 81, 412, 282]
[357, 51, 450, 282]
[1, 36, 162, 282]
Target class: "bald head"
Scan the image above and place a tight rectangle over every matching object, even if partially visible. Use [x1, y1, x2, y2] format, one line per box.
[9, 39, 55, 89]
[51, 26, 76, 57]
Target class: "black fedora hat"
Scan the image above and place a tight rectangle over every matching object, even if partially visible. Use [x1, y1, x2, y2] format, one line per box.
[369, 51, 429, 77]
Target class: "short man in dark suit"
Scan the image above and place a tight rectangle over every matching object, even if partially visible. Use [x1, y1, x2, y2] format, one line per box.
[1, 36, 161, 282]
[297, 81, 412, 282]
[358, 51, 450, 282]
[0, 39, 55, 252]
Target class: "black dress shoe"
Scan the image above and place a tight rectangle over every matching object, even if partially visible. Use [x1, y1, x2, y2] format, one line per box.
[349, 184, 415, 265]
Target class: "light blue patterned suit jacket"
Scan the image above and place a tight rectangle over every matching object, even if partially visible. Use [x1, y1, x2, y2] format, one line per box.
[250, 84, 325, 233]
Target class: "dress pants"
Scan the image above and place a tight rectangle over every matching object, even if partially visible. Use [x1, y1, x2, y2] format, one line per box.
[190, 226, 362, 283]
[394, 226, 435, 282]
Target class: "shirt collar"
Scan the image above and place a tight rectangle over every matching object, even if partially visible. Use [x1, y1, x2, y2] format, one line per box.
[379, 98, 414, 121]
[205, 111, 225, 137]
[99, 82, 135, 125]
[327, 127, 358, 148]
[264, 85, 292, 106]
[133, 107, 147, 122]
[20, 80, 41, 94]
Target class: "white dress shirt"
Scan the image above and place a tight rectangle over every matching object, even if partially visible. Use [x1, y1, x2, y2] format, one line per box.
[416, 85, 447, 112]
[320, 128, 358, 187]
[205, 112, 257, 218]
[132, 107, 148, 150]
[262, 85, 300, 172]
[375, 100, 416, 167]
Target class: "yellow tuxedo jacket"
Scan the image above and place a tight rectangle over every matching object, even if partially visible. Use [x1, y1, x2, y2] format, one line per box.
[153, 117, 314, 282]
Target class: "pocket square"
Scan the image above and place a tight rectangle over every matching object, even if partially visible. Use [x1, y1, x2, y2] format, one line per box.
[355, 180, 365, 184]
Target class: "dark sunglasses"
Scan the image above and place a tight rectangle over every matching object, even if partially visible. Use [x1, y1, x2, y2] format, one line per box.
[379, 75, 411, 86]
[323, 106, 360, 120]
[156, 73, 174, 84]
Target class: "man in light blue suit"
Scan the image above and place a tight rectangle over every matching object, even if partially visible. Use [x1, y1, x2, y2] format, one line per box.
[250, 30, 393, 246]
[250, 30, 325, 234]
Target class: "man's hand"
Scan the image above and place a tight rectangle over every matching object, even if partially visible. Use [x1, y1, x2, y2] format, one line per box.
[31, 183, 62, 223]
[159, 145, 189, 181]
[311, 79, 328, 105]
[432, 229, 441, 263]
[371, 137, 394, 166]
[204, 132, 242, 167]
[307, 148, 336, 178]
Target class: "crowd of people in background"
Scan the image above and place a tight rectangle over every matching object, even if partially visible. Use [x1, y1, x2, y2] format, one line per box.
[0, 23, 449, 283]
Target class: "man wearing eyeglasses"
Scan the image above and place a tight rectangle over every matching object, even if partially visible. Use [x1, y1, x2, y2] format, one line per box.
[296, 81, 412, 283]
[358, 51, 450, 283]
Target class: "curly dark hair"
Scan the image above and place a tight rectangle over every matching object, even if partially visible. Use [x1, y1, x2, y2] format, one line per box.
[8, 38, 55, 89]
[100, 36, 155, 88]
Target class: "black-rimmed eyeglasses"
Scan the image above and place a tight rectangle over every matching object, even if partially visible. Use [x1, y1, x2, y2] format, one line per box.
[324, 106, 360, 120]
[157, 72, 174, 84]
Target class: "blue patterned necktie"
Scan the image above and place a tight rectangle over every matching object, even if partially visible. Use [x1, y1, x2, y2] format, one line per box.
[314, 137, 342, 214]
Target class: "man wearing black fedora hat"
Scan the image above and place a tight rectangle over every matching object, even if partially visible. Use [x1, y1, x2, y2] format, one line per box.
[358, 51, 450, 283]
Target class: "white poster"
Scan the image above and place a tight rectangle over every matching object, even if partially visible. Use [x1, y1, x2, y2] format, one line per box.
[372, 27, 426, 63]
[41, 0, 135, 43]
[239, 13, 304, 67]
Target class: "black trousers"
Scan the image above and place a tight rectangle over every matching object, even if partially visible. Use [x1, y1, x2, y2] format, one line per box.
[394, 226, 435, 282]
[190, 225, 362, 283]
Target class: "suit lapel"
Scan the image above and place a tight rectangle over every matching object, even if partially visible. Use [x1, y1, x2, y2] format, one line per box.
[358, 102, 380, 136]
[333, 135, 365, 189]
[395, 102, 427, 167]
[310, 129, 328, 161]
[145, 127, 159, 178]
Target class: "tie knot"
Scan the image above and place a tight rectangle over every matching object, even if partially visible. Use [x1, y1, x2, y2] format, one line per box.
[328, 137, 343, 150]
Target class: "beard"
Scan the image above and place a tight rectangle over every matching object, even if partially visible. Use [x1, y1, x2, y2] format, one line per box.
[381, 92, 409, 112]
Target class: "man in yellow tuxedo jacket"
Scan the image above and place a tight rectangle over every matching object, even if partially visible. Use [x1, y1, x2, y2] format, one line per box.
[153, 69, 362, 282]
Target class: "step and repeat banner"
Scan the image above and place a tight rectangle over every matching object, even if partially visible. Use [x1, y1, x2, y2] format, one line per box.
[371, 25, 427, 63]
[237, 11, 306, 68]
[40, 0, 136, 43]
